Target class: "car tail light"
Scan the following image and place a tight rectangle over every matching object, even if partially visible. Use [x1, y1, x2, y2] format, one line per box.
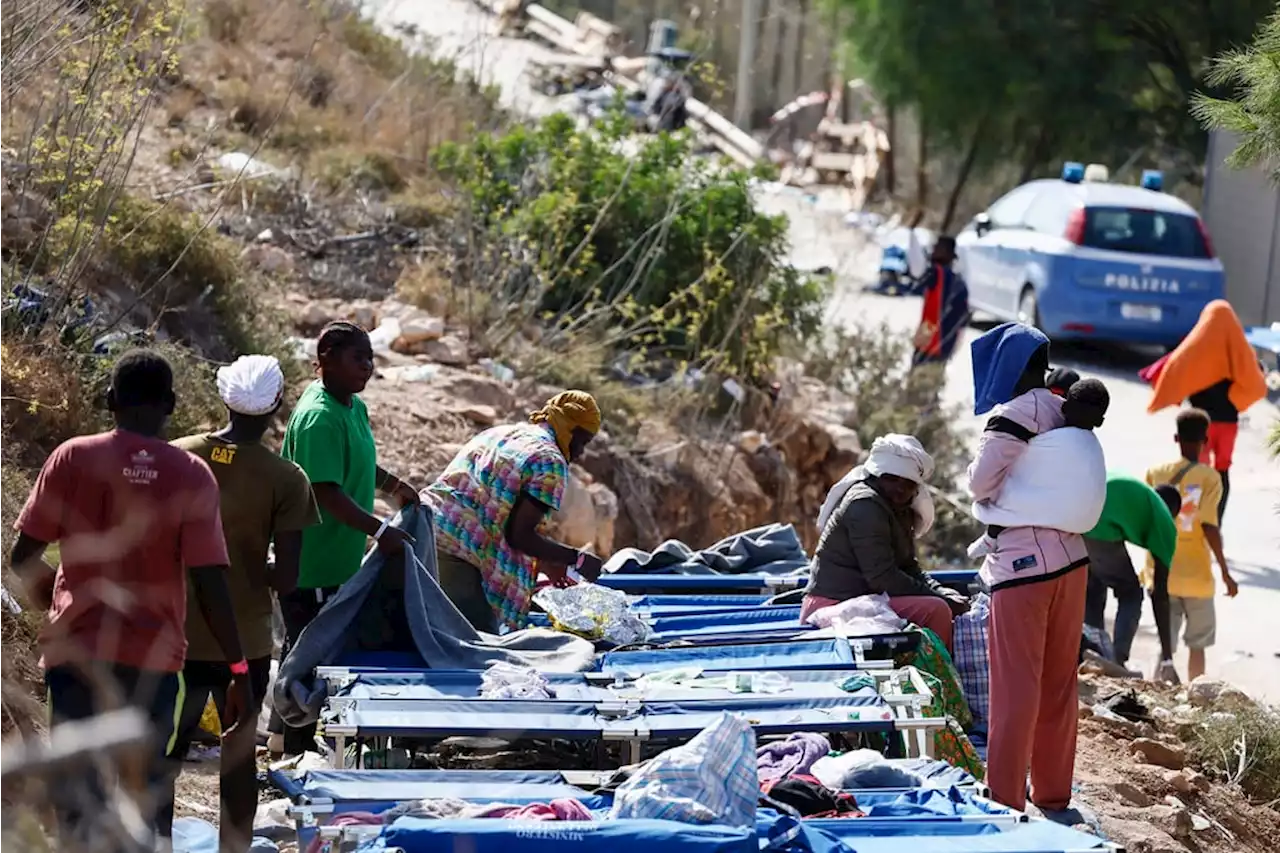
[1196, 218, 1217, 258]
[1064, 208, 1086, 244]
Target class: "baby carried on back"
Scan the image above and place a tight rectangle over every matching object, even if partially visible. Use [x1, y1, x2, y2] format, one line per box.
[967, 330, 1111, 590]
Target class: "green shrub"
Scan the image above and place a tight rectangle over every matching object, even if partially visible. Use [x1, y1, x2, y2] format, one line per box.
[94, 196, 294, 362]
[1188, 703, 1280, 804]
[432, 111, 827, 381]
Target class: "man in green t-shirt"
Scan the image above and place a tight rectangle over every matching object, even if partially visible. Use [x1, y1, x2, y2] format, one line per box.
[165, 354, 321, 851]
[270, 321, 418, 755]
[1082, 473, 1181, 680]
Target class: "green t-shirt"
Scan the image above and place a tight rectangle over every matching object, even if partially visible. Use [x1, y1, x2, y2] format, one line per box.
[172, 434, 320, 660]
[1085, 472, 1178, 567]
[282, 381, 378, 588]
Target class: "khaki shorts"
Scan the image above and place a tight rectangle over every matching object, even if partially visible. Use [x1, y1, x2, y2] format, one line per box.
[1169, 596, 1216, 650]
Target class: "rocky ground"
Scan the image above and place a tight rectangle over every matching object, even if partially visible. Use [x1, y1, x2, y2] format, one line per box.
[1071, 669, 1280, 852]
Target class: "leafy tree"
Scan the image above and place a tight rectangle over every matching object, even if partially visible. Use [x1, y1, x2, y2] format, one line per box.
[831, 0, 1275, 220]
[1191, 8, 1280, 182]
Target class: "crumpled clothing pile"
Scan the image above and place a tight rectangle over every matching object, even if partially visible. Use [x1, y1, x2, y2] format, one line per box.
[533, 583, 650, 646]
[803, 593, 905, 635]
[480, 661, 552, 699]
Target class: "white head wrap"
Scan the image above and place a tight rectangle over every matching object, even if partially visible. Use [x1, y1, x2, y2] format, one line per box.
[216, 355, 284, 416]
[863, 434, 934, 484]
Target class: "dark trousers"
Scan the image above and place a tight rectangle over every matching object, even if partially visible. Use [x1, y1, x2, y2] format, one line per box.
[158, 657, 271, 849]
[437, 551, 498, 634]
[267, 585, 338, 754]
[45, 663, 182, 851]
[1082, 538, 1143, 666]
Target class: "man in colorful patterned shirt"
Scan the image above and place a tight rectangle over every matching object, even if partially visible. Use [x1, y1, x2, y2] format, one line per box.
[425, 391, 605, 632]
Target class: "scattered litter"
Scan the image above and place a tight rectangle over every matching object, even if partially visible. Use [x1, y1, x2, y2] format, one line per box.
[1097, 689, 1152, 724]
[215, 152, 288, 181]
[252, 799, 294, 841]
[534, 583, 649, 646]
[478, 358, 516, 383]
[171, 817, 218, 853]
[184, 744, 221, 763]
[480, 662, 552, 699]
[380, 363, 441, 383]
[367, 317, 401, 355]
[1, 587, 21, 614]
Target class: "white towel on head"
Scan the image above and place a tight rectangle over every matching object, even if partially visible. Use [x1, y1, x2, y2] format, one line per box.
[217, 355, 284, 416]
[864, 434, 934, 484]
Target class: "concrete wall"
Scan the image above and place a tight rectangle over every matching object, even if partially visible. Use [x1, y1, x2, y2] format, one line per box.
[1202, 130, 1280, 326]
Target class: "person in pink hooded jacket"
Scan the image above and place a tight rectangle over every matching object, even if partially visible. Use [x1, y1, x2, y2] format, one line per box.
[966, 322, 1100, 817]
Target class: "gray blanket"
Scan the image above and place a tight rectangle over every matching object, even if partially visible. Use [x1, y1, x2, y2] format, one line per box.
[274, 505, 596, 726]
[602, 523, 810, 576]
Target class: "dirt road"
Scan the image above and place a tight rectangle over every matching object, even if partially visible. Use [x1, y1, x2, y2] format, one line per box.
[762, 188, 1280, 702]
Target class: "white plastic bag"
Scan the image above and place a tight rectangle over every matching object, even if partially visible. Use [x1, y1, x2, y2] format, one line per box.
[172, 817, 218, 853]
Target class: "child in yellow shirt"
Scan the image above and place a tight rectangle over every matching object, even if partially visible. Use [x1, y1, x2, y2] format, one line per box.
[1144, 408, 1238, 681]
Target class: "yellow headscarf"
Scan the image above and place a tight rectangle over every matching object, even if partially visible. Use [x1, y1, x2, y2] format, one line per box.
[530, 390, 602, 459]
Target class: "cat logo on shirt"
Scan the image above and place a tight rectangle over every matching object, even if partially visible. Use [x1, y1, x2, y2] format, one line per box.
[210, 446, 237, 465]
[1176, 486, 1202, 533]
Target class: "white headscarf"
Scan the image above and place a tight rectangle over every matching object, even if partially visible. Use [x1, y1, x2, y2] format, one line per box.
[817, 435, 936, 538]
[216, 355, 284, 416]
[863, 434, 934, 484]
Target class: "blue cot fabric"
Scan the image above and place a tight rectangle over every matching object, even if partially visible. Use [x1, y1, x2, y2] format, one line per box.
[952, 592, 991, 731]
[862, 786, 1002, 818]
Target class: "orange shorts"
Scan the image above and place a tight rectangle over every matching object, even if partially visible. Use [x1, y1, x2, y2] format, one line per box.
[1199, 421, 1238, 471]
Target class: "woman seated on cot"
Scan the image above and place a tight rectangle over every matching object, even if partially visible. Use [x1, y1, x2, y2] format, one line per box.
[801, 434, 970, 651]
[422, 391, 606, 634]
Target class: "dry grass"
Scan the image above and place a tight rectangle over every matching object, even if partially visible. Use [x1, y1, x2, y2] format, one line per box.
[176, 0, 504, 197]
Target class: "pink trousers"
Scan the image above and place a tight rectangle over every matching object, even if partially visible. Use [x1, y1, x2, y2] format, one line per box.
[986, 567, 1088, 812]
[800, 593, 955, 651]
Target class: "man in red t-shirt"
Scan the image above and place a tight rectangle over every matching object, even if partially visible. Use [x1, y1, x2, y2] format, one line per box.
[9, 349, 254, 848]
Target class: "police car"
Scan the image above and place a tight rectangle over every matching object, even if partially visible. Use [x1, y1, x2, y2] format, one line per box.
[955, 162, 1224, 347]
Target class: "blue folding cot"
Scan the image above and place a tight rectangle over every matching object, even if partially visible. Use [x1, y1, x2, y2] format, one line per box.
[321, 691, 938, 768]
[268, 769, 1116, 853]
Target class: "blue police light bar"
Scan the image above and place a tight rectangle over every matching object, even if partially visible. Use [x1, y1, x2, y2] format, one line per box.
[1062, 162, 1085, 183]
[1141, 169, 1164, 191]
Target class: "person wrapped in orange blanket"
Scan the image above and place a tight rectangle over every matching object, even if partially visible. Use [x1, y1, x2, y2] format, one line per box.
[1139, 300, 1267, 519]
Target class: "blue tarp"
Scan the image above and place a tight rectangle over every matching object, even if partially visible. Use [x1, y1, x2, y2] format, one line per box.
[380, 817, 758, 853]
[374, 814, 1109, 853]
[598, 574, 808, 594]
[273, 767, 979, 810]
[810, 818, 1112, 851]
[602, 524, 811, 577]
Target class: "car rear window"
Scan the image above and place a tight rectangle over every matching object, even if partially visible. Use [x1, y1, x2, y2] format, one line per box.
[1082, 207, 1210, 258]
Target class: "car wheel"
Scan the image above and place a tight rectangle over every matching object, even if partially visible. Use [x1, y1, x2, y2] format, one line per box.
[1017, 286, 1041, 329]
